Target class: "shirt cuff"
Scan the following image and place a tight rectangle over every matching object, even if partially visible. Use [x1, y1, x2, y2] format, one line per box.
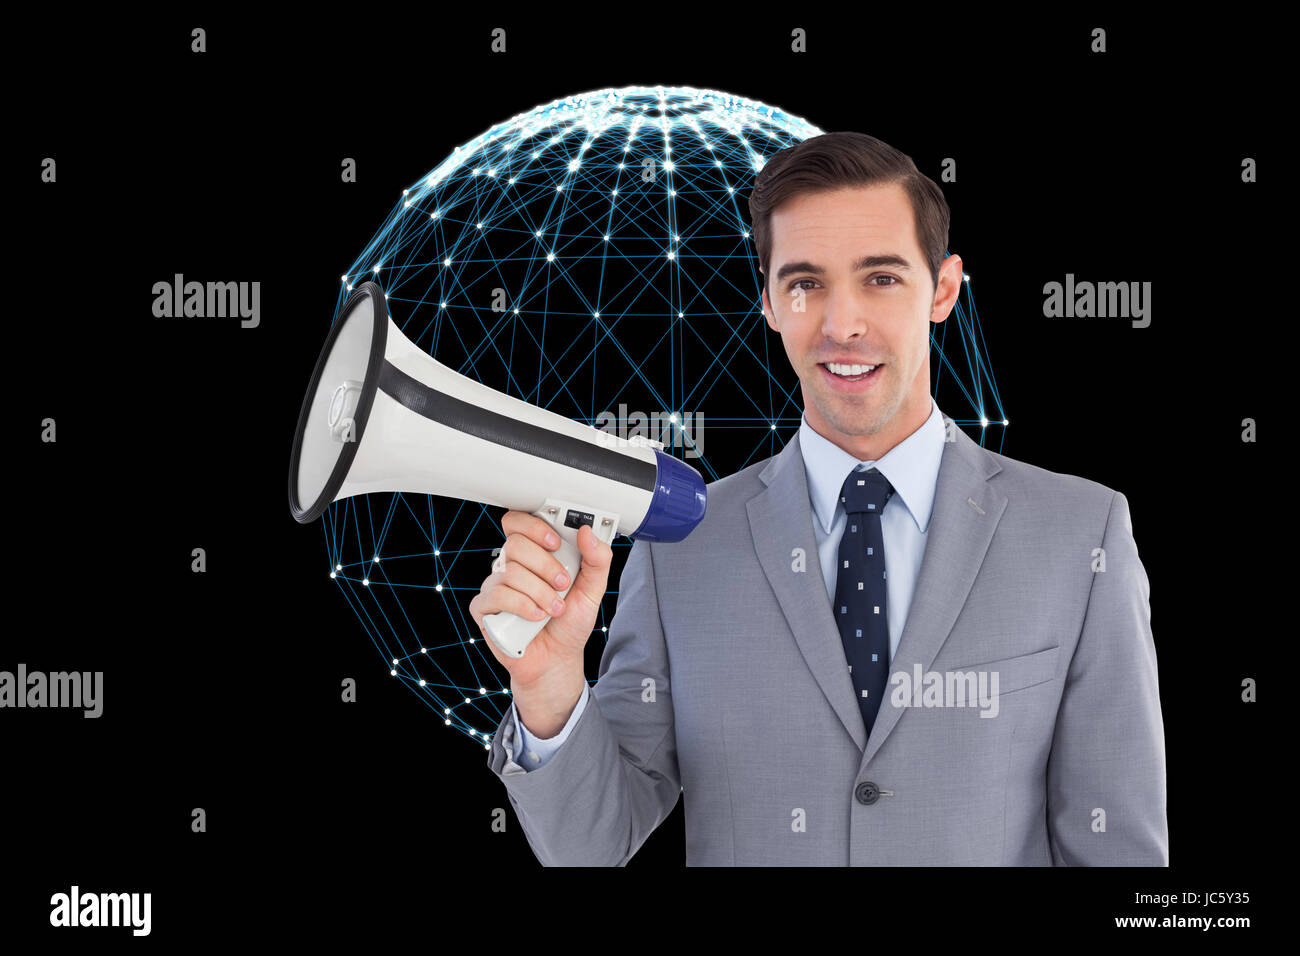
[510, 684, 590, 771]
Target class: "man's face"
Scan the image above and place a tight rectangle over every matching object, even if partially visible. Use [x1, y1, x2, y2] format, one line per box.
[761, 183, 962, 460]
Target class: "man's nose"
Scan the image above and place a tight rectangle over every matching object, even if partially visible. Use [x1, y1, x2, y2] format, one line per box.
[820, 287, 870, 340]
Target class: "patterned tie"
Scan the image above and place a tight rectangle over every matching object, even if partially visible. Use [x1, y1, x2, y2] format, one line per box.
[833, 466, 895, 738]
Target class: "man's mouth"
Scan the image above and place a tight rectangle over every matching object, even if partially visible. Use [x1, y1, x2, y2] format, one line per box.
[819, 361, 883, 383]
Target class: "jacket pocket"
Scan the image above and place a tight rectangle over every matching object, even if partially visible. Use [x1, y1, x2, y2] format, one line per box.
[939, 644, 1060, 697]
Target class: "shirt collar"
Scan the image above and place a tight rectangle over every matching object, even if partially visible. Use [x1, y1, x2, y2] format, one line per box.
[798, 397, 945, 535]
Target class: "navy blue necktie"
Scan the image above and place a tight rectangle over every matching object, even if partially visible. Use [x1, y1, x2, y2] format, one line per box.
[833, 467, 895, 738]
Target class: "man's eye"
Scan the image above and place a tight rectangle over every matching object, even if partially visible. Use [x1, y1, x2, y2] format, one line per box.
[788, 276, 898, 291]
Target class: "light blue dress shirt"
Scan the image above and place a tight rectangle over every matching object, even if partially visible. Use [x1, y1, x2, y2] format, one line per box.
[507, 398, 946, 770]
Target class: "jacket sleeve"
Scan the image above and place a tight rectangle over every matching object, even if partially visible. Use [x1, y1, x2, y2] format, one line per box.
[485, 537, 682, 865]
[1046, 490, 1169, 865]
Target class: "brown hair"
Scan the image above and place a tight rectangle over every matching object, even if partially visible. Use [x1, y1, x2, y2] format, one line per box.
[747, 131, 950, 299]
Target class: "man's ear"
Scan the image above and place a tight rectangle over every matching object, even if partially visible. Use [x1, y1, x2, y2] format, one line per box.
[761, 289, 776, 331]
[760, 275, 778, 332]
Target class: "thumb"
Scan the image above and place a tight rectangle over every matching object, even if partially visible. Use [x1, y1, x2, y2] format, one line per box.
[566, 524, 612, 615]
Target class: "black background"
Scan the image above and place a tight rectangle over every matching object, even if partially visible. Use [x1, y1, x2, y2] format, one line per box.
[8, 8, 1276, 941]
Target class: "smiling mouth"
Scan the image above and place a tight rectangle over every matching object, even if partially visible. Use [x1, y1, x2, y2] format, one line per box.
[820, 362, 883, 382]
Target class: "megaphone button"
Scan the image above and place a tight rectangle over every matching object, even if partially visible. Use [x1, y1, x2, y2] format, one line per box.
[563, 509, 595, 530]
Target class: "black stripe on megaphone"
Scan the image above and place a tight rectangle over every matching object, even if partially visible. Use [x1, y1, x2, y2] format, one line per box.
[377, 360, 658, 492]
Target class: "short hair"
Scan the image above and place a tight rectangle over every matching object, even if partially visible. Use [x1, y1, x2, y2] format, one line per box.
[747, 131, 951, 299]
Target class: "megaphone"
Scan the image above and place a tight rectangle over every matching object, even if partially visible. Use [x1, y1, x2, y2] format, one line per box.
[288, 281, 707, 659]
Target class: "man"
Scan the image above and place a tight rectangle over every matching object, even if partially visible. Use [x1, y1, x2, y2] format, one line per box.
[474, 130, 1167, 866]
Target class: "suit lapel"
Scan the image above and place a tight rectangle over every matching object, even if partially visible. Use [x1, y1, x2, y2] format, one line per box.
[746, 409, 1006, 761]
[748, 431, 865, 747]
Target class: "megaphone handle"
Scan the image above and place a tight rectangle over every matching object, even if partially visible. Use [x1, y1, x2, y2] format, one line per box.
[482, 501, 618, 659]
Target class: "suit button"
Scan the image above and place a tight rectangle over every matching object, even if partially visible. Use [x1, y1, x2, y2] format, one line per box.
[855, 781, 881, 805]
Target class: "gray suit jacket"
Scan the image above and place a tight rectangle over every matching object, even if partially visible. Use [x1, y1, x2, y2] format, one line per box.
[486, 408, 1168, 865]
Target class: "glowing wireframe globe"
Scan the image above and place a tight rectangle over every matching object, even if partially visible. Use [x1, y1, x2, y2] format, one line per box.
[315, 85, 1000, 752]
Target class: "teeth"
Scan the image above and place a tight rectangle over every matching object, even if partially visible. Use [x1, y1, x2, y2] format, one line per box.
[826, 363, 877, 376]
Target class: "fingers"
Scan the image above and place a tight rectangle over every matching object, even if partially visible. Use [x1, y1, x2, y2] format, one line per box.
[473, 512, 613, 627]
[467, 511, 573, 633]
[499, 528, 572, 591]
[501, 510, 562, 552]
[469, 582, 548, 631]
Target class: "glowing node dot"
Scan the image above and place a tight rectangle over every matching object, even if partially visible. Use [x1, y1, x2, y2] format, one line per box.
[435, 583, 443, 592]
[390, 669, 397, 676]
[362, 578, 369, 586]
[419, 679, 426, 687]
